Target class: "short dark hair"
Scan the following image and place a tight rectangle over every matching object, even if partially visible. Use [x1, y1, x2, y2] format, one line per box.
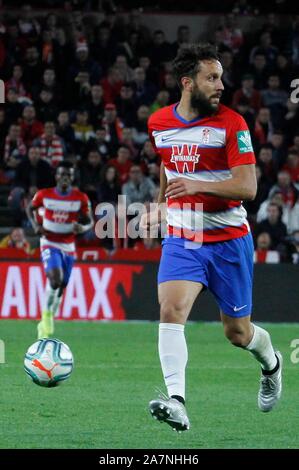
[172, 43, 219, 90]
[56, 161, 74, 171]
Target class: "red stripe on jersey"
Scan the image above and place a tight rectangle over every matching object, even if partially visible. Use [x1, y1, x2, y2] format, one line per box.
[167, 197, 241, 213]
[169, 224, 249, 243]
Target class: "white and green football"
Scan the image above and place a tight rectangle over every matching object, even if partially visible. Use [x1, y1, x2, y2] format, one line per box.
[24, 338, 74, 387]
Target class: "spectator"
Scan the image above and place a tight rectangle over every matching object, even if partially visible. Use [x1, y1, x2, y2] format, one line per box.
[100, 66, 123, 104]
[114, 82, 137, 126]
[6, 64, 27, 97]
[244, 164, 270, 220]
[34, 121, 64, 168]
[261, 75, 288, 126]
[247, 53, 269, 89]
[150, 30, 173, 67]
[3, 124, 27, 180]
[56, 111, 76, 154]
[257, 144, 277, 184]
[108, 145, 133, 184]
[72, 110, 95, 149]
[162, 72, 180, 103]
[9, 145, 54, 225]
[101, 103, 124, 154]
[254, 232, 280, 263]
[132, 105, 150, 146]
[79, 150, 103, 205]
[254, 107, 273, 146]
[36, 88, 58, 122]
[150, 90, 170, 114]
[20, 105, 44, 147]
[22, 46, 43, 97]
[268, 170, 299, 208]
[86, 126, 112, 161]
[122, 164, 156, 206]
[69, 40, 102, 85]
[3, 124, 26, 163]
[0, 227, 32, 255]
[5, 87, 23, 125]
[232, 73, 262, 113]
[172, 25, 190, 57]
[114, 54, 135, 82]
[249, 31, 278, 66]
[255, 202, 287, 248]
[132, 67, 156, 106]
[282, 150, 299, 183]
[98, 165, 121, 205]
[86, 85, 105, 128]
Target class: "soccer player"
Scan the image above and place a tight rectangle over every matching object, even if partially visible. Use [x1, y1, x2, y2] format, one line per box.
[26, 161, 94, 339]
[142, 44, 282, 432]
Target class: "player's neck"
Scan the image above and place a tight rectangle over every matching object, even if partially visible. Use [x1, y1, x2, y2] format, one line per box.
[176, 100, 201, 122]
[55, 186, 72, 196]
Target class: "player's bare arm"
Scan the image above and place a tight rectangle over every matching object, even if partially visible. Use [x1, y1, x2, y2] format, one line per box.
[140, 162, 167, 231]
[73, 206, 94, 234]
[165, 164, 257, 201]
[26, 201, 45, 235]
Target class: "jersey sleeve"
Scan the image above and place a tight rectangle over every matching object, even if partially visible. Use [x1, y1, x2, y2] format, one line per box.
[80, 192, 92, 216]
[31, 190, 44, 209]
[226, 114, 256, 168]
[148, 115, 161, 158]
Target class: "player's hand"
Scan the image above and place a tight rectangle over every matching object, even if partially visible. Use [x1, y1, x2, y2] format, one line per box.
[140, 211, 158, 231]
[73, 222, 84, 234]
[165, 178, 199, 198]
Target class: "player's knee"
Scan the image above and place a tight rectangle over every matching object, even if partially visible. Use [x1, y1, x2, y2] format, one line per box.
[160, 299, 188, 323]
[49, 278, 63, 290]
[224, 326, 251, 348]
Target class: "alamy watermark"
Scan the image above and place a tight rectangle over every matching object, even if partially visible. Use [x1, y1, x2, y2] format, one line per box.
[94, 196, 204, 247]
[290, 79, 299, 103]
[290, 339, 299, 364]
[0, 79, 4, 103]
[0, 340, 5, 363]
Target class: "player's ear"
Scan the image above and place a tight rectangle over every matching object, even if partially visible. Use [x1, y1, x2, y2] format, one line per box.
[181, 76, 193, 92]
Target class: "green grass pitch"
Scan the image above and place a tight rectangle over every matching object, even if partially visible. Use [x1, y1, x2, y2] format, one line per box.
[0, 320, 298, 449]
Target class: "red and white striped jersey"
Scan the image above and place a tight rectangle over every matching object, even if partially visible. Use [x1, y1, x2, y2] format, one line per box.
[148, 103, 256, 243]
[31, 187, 91, 253]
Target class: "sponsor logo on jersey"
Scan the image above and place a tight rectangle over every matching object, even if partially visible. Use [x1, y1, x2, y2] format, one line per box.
[202, 128, 210, 144]
[52, 211, 69, 224]
[170, 144, 200, 173]
[237, 130, 253, 153]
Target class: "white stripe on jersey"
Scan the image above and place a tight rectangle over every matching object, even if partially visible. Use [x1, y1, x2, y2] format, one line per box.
[40, 238, 75, 253]
[43, 218, 74, 233]
[167, 205, 247, 231]
[43, 198, 82, 212]
[165, 167, 232, 182]
[152, 126, 226, 148]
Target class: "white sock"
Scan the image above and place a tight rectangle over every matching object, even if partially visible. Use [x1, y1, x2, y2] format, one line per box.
[158, 323, 188, 400]
[246, 324, 277, 371]
[52, 291, 63, 317]
[43, 281, 58, 315]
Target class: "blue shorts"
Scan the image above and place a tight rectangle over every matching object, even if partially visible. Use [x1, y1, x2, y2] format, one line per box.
[158, 234, 254, 317]
[41, 248, 74, 287]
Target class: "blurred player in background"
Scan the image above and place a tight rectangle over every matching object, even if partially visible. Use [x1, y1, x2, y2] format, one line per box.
[143, 44, 282, 432]
[26, 161, 93, 339]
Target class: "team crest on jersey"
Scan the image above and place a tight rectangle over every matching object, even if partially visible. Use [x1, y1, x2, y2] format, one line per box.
[202, 128, 210, 145]
[170, 144, 200, 173]
[53, 210, 69, 224]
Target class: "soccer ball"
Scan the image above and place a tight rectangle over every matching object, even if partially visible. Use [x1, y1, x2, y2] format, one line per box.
[24, 338, 74, 387]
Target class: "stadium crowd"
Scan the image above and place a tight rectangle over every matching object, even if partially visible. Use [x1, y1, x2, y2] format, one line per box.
[1, 4, 299, 262]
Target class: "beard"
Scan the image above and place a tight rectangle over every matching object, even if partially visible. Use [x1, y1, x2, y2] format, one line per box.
[190, 86, 220, 116]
